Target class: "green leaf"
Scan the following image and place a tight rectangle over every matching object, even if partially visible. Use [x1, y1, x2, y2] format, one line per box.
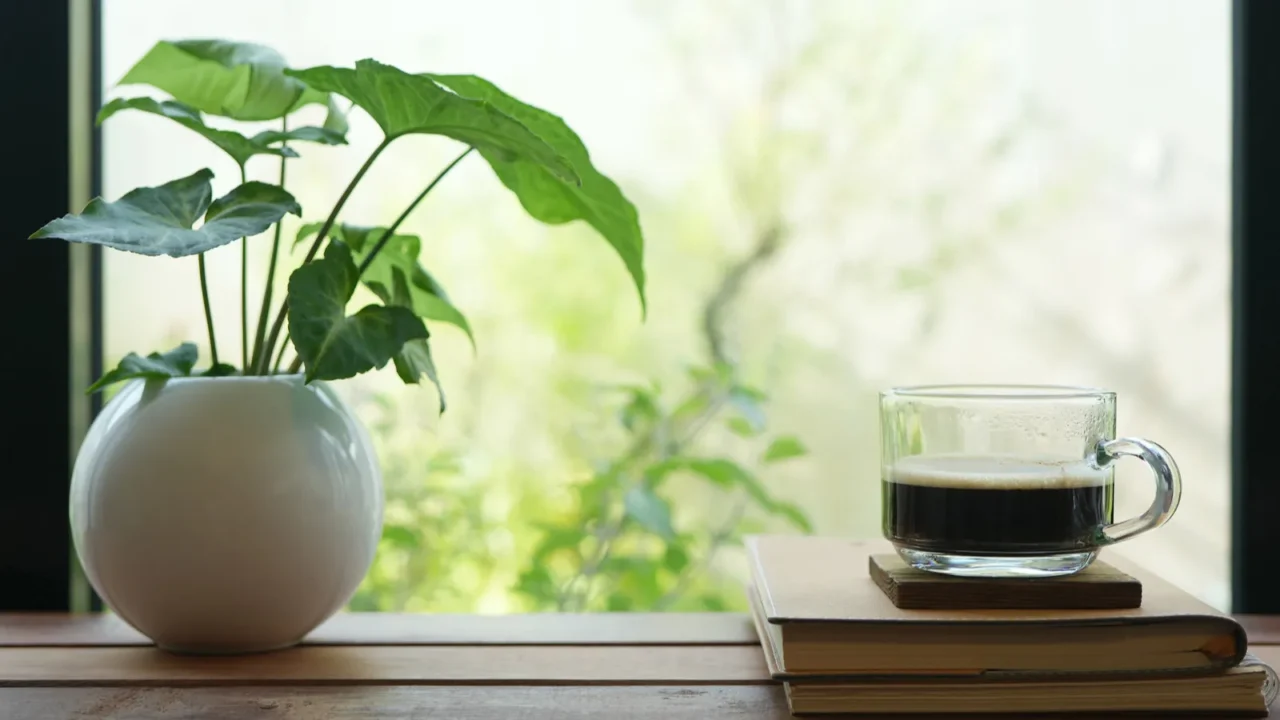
[427, 74, 646, 311]
[97, 97, 296, 168]
[382, 525, 418, 549]
[202, 362, 239, 377]
[297, 223, 474, 346]
[30, 169, 301, 257]
[118, 40, 323, 121]
[515, 566, 557, 603]
[604, 555, 663, 607]
[663, 544, 690, 573]
[294, 221, 325, 248]
[700, 594, 729, 612]
[250, 125, 348, 147]
[671, 391, 710, 425]
[288, 241, 429, 382]
[291, 85, 331, 115]
[203, 181, 304, 242]
[370, 267, 447, 414]
[393, 340, 445, 413]
[286, 60, 577, 183]
[619, 387, 659, 432]
[88, 342, 198, 393]
[763, 436, 808, 464]
[531, 525, 587, 564]
[725, 417, 760, 438]
[648, 457, 814, 533]
[623, 487, 676, 540]
[322, 94, 350, 136]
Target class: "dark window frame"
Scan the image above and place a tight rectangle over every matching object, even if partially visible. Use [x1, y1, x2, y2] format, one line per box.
[0, 0, 102, 610]
[1231, 0, 1280, 613]
[1, 1, 1273, 612]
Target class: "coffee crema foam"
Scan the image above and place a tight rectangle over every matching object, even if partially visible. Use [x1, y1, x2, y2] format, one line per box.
[886, 454, 1111, 490]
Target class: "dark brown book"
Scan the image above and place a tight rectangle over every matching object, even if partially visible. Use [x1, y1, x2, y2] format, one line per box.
[869, 552, 1142, 610]
[748, 584, 1270, 716]
[747, 535, 1248, 676]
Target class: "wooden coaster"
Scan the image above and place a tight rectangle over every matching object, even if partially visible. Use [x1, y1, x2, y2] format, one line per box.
[869, 553, 1142, 610]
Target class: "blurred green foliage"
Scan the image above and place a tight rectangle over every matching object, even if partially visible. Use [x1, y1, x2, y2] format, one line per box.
[515, 362, 810, 611]
[350, 361, 812, 612]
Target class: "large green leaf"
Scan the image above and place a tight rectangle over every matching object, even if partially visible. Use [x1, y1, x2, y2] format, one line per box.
[367, 267, 447, 414]
[285, 60, 577, 183]
[30, 169, 301, 257]
[98, 97, 295, 168]
[288, 241, 428, 382]
[296, 223, 474, 345]
[427, 74, 646, 310]
[118, 40, 325, 121]
[322, 94, 350, 136]
[250, 125, 348, 147]
[88, 342, 199, 393]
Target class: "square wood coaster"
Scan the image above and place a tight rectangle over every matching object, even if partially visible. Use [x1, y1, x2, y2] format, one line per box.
[869, 553, 1142, 610]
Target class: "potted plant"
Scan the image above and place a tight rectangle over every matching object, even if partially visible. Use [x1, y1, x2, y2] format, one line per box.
[30, 40, 646, 654]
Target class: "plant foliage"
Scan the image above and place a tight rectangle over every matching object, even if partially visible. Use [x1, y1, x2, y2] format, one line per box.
[30, 39, 647, 407]
[513, 363, 812, 612]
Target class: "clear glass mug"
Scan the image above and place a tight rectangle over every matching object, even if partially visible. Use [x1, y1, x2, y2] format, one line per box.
[879, 385, 1181, 577]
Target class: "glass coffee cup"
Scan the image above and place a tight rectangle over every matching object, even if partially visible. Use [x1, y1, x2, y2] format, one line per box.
[880, 385, 1181, 578]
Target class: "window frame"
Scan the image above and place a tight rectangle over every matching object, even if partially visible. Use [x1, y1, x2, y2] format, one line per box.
[1, 0, 1272, 612]
[0, 0, 102, 611]
[1231, 0, 1280, 614]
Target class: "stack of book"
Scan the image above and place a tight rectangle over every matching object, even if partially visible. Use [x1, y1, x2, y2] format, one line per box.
[746, 535, 1277, 716]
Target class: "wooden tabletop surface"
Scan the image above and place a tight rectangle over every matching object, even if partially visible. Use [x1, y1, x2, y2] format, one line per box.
[2, 612, 1279, 719]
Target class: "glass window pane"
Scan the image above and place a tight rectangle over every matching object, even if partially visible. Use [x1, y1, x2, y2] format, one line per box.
[103, 0, 1230, 610]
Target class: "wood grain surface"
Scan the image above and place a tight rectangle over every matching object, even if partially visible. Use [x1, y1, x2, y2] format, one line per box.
[3, 686, 795, 720]
[2, 686, 1273, 720]
[0, 613, 1275, 719]
[0, 644, 770, 686]
[0, 612, 758, 647]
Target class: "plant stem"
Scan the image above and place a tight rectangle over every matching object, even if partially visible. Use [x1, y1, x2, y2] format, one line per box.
[259, 136, 394, 372]
[272, 333, 290, 374]
[356, 146, 474, 277]
[305, 136, 394, 265]
[251, 117, 289, 375]
[197, 254, 219, 366]
[239, 164, 249, 372]
[286, 344, 305, 374]
[283, 145, 474, 376]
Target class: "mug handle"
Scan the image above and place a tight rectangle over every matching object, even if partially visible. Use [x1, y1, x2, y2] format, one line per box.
[1094, 437, 1182, 543]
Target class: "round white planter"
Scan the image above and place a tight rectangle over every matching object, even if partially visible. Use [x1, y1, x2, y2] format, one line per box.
[70, 374, 382, 654]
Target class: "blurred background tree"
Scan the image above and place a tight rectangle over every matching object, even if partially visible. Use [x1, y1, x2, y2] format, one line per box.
[346, 0, 1071, 612]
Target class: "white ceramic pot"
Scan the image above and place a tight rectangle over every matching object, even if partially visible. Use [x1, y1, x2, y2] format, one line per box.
[70, 375, 382, 654]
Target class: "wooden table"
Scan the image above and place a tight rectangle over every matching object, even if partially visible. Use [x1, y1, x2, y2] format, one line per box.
[2, 613, 1279, 718]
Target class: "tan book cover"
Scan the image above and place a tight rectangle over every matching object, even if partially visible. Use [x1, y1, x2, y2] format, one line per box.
[747, 583, 1271, 716]
[746, 535, 1247, 675]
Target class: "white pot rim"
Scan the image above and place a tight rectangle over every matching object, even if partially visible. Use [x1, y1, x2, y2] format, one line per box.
[135, 373, 310, 386]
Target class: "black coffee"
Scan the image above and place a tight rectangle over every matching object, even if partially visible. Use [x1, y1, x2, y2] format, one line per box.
[882, 455, 1114, 555]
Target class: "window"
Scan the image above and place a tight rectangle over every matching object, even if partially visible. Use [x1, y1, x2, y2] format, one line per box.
[6, 0, 1269, 613]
